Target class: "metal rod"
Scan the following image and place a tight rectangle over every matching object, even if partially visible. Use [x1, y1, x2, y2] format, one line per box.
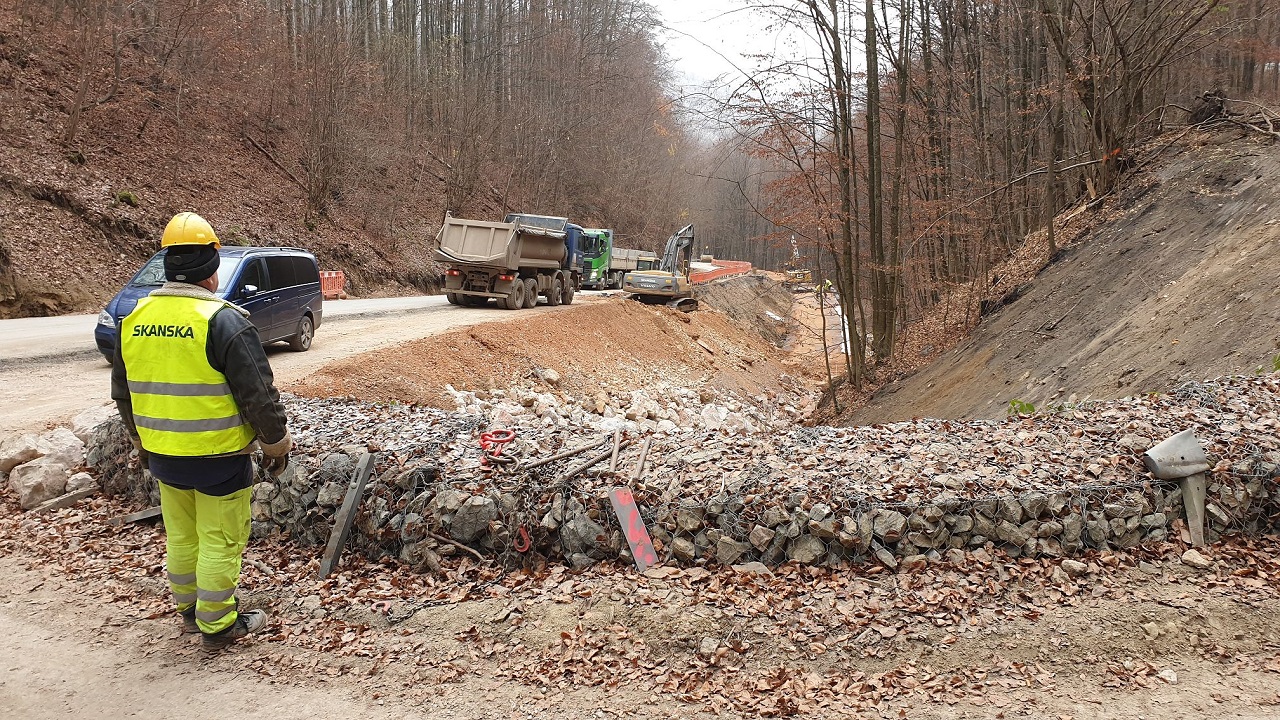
[608, 429, 622, 472]
[631, 436, 653, 484]
[518, 438, 606, 471]
[558, 438, 634, 483]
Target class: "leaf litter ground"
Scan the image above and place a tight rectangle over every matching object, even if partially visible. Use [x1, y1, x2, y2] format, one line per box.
[3, 490, 1279, 719]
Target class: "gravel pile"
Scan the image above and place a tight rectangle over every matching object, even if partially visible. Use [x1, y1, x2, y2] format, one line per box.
[87, 375, 1280, 570]
[443, 373, 814, 436]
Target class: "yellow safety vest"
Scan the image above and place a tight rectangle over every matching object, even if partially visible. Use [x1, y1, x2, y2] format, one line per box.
[120, 295, 256, 456]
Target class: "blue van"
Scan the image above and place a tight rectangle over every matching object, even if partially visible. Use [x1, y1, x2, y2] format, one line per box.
[95, 246, 324, 362]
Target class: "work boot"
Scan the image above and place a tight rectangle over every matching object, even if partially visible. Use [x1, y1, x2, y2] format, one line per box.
[179, 608, 198, 634]
[201, 609, 268, 653]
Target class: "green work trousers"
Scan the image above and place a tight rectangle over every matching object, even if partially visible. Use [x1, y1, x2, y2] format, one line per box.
[159, 483, 251, 634]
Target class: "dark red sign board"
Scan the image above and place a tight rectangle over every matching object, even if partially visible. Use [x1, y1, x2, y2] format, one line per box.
[608, 487, 658, 572]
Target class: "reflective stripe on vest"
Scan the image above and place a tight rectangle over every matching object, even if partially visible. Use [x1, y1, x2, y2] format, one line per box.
[120, 295, 256, 456]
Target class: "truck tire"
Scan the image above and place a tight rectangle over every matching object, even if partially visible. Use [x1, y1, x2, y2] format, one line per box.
[522, 278, 538, 308]
[500, 280, 524, 310]
[547, 277, 563, 306]
[610, 273, 622, 290]
[446, 292, 459, 305]
[561, 280, 575, 306]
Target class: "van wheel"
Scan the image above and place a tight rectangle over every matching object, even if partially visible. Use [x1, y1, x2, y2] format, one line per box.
[522, 278, 538, 308]
[289, 315, 314, 351]
[547, 277, 563, 306]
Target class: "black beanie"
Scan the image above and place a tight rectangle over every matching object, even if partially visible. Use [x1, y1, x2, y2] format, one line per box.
[164, 245, 220, 283]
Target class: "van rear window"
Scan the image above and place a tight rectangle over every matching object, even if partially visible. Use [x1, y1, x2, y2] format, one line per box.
[292, 256, 320, 284]
[265, 256, 297, 290]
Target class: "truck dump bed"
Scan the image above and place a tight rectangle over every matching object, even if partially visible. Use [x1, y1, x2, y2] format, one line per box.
[435, 215, 567, 270]
[610, 248, 658, 272]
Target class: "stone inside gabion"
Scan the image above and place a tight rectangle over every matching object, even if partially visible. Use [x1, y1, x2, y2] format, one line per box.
[87, 377, 1280, 570]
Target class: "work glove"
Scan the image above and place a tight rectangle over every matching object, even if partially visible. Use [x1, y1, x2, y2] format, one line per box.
[262, 452, 289, 478]
[259, 431, 292, 479]
[130, 435, 150, 471]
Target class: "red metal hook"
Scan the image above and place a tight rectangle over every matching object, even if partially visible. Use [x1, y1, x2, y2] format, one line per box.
[513, 526, 532, 553]
[479, 428, 516, 467]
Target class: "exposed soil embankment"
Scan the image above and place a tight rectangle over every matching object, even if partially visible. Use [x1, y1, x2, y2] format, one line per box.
[695, 272, 793, 348]
[855, 130, 1280, 423]
[288, 284, 812, 410]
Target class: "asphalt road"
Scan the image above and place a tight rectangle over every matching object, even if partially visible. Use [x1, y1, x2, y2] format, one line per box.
[0, 293, 605, 438]
[0, 295, 451, 363]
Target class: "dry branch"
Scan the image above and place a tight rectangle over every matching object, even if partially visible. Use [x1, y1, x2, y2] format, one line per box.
[243, 132, 309, 195]
[428, 531, 485, 562]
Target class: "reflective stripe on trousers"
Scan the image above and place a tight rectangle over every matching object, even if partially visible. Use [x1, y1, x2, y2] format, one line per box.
[158, 483, 251, 634]
[168, 570, 197, 609]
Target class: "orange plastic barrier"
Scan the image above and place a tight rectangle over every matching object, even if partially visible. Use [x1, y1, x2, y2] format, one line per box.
[690, 260, 753, 284]
[320, 270, 345, 299]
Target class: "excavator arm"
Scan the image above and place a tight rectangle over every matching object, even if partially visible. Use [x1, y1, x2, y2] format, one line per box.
[622, 223, 698, 312]
[659, 224, 695, 276]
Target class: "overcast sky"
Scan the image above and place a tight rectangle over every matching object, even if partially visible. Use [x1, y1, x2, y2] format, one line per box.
[648, 1, 812, 90]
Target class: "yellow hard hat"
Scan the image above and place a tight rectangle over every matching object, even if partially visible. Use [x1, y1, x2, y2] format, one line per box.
[161, 212, 221, 249]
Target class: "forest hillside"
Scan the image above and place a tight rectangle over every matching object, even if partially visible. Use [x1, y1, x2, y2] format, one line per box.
[853, 127, 1280, 423]
[0, 0, 693, 317]
[2, 0, 1278, 424]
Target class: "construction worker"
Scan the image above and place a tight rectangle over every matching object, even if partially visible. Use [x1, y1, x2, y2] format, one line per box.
[110, 212, 292, 652]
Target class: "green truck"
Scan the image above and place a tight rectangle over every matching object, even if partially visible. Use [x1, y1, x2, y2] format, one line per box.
[581, 228, 658, 290]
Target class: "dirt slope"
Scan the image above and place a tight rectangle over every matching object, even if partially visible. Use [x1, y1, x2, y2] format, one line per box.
[855, 129, 1280, 423]
[0, 5, 500, 318]
[288, 284, 816, 409]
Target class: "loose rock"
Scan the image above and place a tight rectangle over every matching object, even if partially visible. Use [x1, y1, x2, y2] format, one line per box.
[65, 472, 96, 493]
[1061, 559, 1089, 578]
[9, 456, 71, 509]
[1180, 549, 1213, 569]
[731, 561, 772, 576]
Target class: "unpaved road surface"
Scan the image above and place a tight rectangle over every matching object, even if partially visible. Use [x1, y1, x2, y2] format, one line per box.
[0, 296, 457, 363]
[0, 556, 431, 720]
[3, 513, 1279, 720]
[0, 294, 602, 438]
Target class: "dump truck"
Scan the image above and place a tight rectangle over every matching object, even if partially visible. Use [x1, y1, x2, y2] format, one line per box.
[436, 212, 583, 310]
[622, 224, 698, 311]
[581, 229, 659, 290]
